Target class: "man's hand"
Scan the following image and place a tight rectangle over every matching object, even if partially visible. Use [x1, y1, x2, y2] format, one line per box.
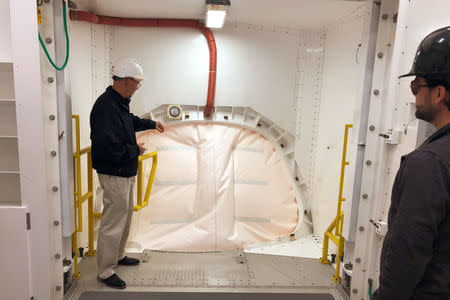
[138, 142, 147, 155]
[155, 121, 165, 133]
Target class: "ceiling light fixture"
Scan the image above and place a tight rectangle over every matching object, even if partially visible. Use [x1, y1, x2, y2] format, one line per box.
[205, 0, 231, 29]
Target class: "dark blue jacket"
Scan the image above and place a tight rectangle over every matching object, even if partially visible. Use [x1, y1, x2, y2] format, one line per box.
[90, 86, 156, 177]
[376, 123, 450, 299]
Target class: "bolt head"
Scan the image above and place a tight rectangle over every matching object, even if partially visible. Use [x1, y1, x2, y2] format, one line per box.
[47, 77, 54, 83]
[362, 194, 368, 199]
[53, 220, 60, 226]
[51, 151, 57, 157]
[359, 226, 365, 232]
[374, 89, 380, 95]
[56, 285, 61, 291]
[382, 14, 388, 20]
[55, 253, 61, 259]
[356, 258, 361, 263]
[352, 289, 358, 294]
[52, 186, 59, 192]
[378, 52, 384, 59]
[49, 115, 56, 120]
[366, 160, 372, 166]
[45, 37, 52, 44]
[369, 125, 375, 131]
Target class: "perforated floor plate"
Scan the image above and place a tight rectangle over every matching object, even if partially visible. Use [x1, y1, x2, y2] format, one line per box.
[247, 254, 335, 287]
[130, 250, 251, 286]
[70, 250, 347, 300]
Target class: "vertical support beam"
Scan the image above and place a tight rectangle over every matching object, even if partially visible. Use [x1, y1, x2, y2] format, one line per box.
[40, 0, 66, 297]
[9, 0, 55, 298]
[351, 0, 400, 299]
[346, 0, 381, 247]
[54, 0, 75, 238]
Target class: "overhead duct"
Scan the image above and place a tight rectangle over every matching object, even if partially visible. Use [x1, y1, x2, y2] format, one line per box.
[69, 10, 217, 117]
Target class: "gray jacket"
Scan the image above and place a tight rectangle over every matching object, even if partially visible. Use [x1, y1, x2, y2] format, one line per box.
[376, 122, 450, 299]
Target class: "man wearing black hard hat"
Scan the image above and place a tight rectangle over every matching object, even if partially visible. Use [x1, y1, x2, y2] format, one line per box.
[372, 27, 450, 299]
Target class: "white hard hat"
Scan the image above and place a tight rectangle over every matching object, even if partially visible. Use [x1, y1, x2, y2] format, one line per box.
[111, 58, 144, 81]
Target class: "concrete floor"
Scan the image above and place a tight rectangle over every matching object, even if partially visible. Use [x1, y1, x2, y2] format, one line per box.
[66, 250, 348, 300]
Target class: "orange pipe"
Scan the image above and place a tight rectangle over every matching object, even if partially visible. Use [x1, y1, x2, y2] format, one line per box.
[69, 10, 216, 117]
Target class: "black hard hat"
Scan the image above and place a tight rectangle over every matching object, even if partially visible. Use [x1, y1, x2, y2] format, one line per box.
[400, 26, 450, 79]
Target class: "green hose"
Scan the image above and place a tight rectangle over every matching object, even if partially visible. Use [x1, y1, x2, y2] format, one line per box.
[38, 1, 70, 71]
[369, 287, 372, 298]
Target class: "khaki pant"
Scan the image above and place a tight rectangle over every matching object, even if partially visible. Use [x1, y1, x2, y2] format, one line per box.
[97, 174, 135, 279]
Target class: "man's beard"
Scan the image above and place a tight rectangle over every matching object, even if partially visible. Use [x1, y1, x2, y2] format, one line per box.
[415, 95, 438, 122]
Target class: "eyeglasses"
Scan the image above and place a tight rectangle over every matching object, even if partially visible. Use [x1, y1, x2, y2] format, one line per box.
[410, 82, 430, 95]
[128, 78, 142, 89]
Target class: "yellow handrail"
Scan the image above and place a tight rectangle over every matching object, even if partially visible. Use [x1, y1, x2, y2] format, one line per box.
[72, 115, 82, 233]
[83, 146, 96, 258]
[320, 124, 352, 283]
[134, 151, 158, 211]
[71, 115, 82, 280]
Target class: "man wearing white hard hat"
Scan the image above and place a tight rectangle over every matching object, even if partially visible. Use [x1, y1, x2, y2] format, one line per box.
[90, 58, 164, 289]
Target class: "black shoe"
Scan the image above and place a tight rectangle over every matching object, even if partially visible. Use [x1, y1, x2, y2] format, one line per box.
[97, 274, 126, 289]
[118, 256, 140, 266]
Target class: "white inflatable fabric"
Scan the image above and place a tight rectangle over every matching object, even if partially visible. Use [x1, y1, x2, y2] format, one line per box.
[128, 123, 299, 251]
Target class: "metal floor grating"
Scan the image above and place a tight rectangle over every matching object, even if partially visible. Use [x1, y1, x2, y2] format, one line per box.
[130, 250, 251, 286]
[68, 250, 348, 300]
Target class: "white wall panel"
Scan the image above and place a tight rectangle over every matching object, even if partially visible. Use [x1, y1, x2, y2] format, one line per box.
[113, 26, 208, 116]
[111, 23, 300, 135]
[294, 32, 326, 212]
[310, 6, 366, 239]
[70, 22, 94, 149]
[215, 24, 299, 135]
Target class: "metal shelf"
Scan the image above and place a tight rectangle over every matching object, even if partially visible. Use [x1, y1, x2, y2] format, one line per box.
[0, 172, 20, 205]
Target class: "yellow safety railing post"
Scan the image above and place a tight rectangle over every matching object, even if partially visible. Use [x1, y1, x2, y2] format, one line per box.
[74, 115, 82, 233]
[134, 151, 158, 212]
[86, 149, 96, 256]
[136, 159, 143, 210]
[319, 124, 352, 283]
[71, 232, 80, 279]
[71, 115, 82, 280]
[335, 235, 345, 282]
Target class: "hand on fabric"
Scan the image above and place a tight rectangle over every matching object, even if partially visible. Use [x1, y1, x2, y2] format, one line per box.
[138, 142, 147, 155]
[155, 121, 165, 133]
